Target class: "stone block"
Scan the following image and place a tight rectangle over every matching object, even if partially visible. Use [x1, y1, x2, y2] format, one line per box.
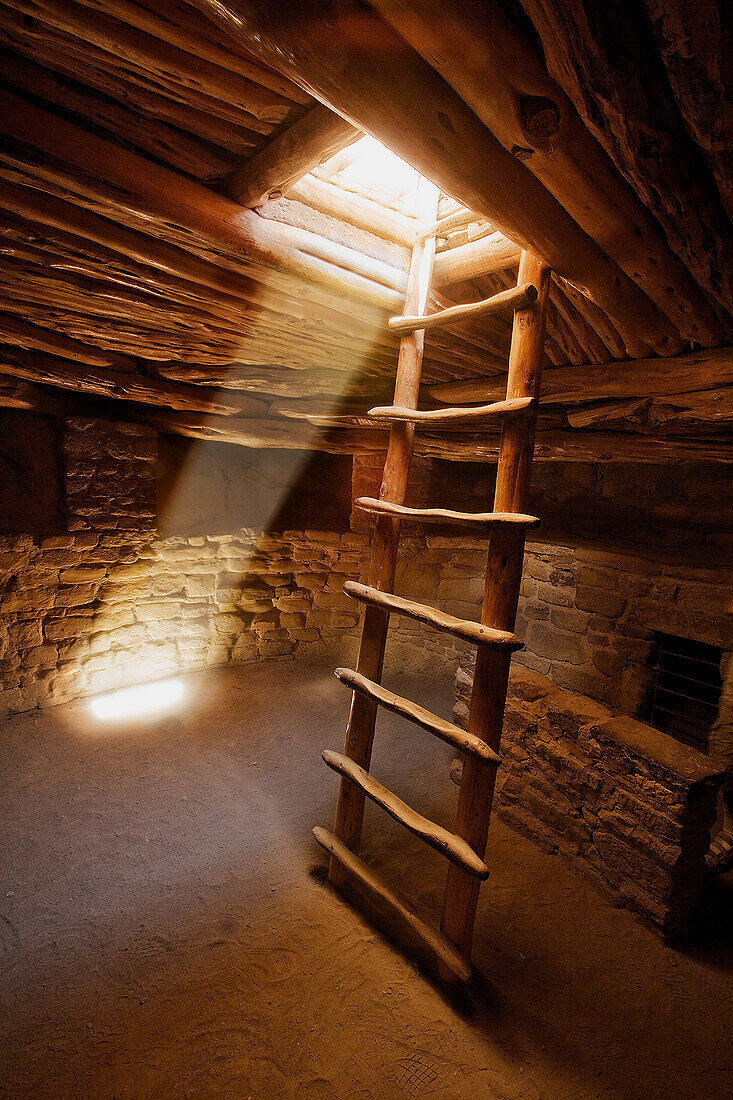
[535, 582, 573, 608]
[549, 664, 607, 700]
[58, 566, 108, 584]
[592, 647, 624, 677]
[526, 621, 587, 665]
[185, 574, 217, 599]
[9, 620, 43, 650]
[575, 586, 627, 618]
[577, 565, 618, 591]
[549, 607, 590, 635]
[134, 602, 182, 622]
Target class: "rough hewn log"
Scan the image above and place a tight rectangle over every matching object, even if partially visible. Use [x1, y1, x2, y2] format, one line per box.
[256, 196, 409, 273]
[556, 278, 638, 359]
[416, 431, 733, 463]
[0, 92, 406, 309]
[0, 8, 268, 154]
[343, 581, 522, 649]
[0, 345, 268, 416]
[0, 51, 238, 182]
[0, 183, 399, 354]
[187, 0, 685, 354]
[69, 0, 311, 100]
[0, 373, 67, 413]
[9, 0, 299, 127]
[550, 281, 613, 363]
[519, 0, 733, 316]
[422, 208, 487, 240]
[145, 411, 387, 453]
[288, 175, 417, 246]
[427, 347, 733, 406]
[372, 0, 723, 345]
[335, 667, 501, 762]
[354, 498, 538, 531]
[567, 388, 733, 436]
[433, 234, 521, 286]
[225, 105, 360, 207]
[368, 397, 534, 427]
[312, 826, 471, 984]
[642, 0, 733, 226]
[322, 750, 490, 878]
[0, 312, 133, 369]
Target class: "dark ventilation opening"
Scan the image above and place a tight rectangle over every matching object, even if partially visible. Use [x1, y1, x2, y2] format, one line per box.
[645, 632, 723, 753]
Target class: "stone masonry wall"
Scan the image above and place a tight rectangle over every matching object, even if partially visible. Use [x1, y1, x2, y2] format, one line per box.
[514, 541, 732, 717]
[455, 656, 724, 936]
[0, 417, 484, 716]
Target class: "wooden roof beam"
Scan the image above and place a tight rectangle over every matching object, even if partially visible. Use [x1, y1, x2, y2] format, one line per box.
[0, 91, 406, 311]
[372, 0, 723, 346]
[186, 0, 685, 356]
[427, 346, 733, 406]
[224, 104, 361, 208]
[288, 175, 418, 247]
[518, 0, 733, 317]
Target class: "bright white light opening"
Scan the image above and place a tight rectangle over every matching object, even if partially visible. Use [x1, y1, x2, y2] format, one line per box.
[89, 678, 185, 722]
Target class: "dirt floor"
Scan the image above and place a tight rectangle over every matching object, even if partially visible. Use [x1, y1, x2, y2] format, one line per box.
[1, 659, 732, 1100]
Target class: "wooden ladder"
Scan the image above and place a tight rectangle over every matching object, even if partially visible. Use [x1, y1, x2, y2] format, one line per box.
[314, 181, 551, 983]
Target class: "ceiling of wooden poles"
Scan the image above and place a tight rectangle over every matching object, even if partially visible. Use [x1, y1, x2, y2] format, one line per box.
[0, 0, 731, 461]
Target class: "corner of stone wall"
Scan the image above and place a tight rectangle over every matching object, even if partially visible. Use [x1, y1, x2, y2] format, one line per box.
[454, 652, 724, 938]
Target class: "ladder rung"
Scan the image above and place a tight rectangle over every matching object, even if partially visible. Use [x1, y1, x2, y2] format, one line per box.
[313, 826, 472, 983]
[355, 497, 539, 531]
[322, 750, 489, 879]
[367, 396, 534, 427]
[343, 581, 522, 650]
[388, 282, 538, 335]
[334, 668, 501, 764]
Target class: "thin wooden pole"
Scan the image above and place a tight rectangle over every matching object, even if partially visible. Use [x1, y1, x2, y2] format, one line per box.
[440, 251, 551, 964]
[329, 178, 440, 888]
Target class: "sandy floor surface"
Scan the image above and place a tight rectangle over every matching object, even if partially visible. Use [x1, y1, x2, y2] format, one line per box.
[1, 659, 732, 1099]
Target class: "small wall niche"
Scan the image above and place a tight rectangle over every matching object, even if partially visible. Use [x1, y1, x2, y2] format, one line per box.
[0, 410, 62, 537]
[643, 632, 723, 753]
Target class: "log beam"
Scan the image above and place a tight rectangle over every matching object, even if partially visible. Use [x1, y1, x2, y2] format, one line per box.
[432, 234, 522, 287]
[288, 175, 418, 247]
[224, 104, 360, 208]
[519, 0, 733, 316]
[372, 0, 723, 345]
[186, 0, 685, 355]
[427, 347, 733, 406]
[0, 345, 268, 416]
[0, 91, 406, 311]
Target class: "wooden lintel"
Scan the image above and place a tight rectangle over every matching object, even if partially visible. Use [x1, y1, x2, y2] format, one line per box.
[427, 347, 733, 407]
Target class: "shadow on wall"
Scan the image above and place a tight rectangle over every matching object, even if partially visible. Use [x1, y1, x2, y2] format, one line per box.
[0, 415, 365, 715]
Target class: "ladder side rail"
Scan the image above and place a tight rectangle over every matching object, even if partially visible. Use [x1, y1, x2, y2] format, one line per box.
[329, 179, 440, 888]
[440, 251, 551, 965]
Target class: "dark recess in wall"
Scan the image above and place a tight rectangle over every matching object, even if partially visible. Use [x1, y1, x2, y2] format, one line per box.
[0, 410, 62, 536]
[157, 436, 353, 536]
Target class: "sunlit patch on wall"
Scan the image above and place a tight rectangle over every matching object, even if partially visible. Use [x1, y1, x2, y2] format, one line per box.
[89, 678, 185, 722]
